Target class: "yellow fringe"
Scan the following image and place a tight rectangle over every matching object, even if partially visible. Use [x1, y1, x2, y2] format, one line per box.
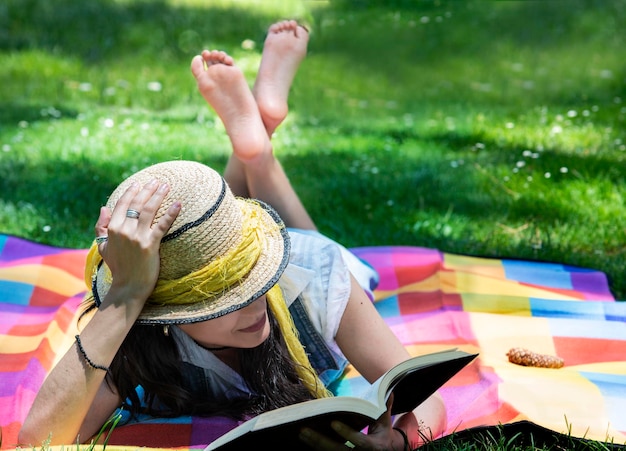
[266, 284, 332, 399]
[83, 200, 331, 399]
[150, 207, 267, 306]
[85, 200, 272, 307]
[84, 241, 102, 288]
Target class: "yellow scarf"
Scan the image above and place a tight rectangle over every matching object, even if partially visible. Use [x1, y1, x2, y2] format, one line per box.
[265, 284, 332, 398]
[84, 200, 331, 399]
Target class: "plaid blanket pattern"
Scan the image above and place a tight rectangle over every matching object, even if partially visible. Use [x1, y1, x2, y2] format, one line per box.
[1, 235, 624, 449]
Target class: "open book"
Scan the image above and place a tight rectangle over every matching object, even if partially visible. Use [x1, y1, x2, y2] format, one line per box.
[206, 348, 478, 450]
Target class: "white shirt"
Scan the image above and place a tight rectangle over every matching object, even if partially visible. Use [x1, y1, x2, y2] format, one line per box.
[171, 229, 378, 399]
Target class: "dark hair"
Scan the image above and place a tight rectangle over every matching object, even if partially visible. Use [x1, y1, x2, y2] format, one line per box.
[81, 303, 316, 420]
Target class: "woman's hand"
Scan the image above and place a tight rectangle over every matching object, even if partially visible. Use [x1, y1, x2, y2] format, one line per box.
[18, 180, 181, 447]
[298, 395, 410, 451]
[95, 179, 180, 306]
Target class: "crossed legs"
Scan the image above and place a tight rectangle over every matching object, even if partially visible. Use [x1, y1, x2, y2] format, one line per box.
[190, 20, 315, 231]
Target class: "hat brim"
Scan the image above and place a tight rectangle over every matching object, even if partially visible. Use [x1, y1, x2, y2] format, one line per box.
[93, 199, 290, 325]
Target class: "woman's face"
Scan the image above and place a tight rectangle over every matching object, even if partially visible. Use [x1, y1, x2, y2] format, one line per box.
[178, 295, 270, 349]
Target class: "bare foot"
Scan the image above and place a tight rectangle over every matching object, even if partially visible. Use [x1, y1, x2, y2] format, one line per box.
[253, 20, 309, 137]
[191, 50, 269, 162]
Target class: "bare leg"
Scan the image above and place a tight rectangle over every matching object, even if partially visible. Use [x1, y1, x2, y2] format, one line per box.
[191, 51, 248, 197]
[247, 20, 314, 230]
[191, 50, 268, 197]
[253, 19, 309, 138]
[224, 20, 309, 200]
[223, 21, 315, 230]
[191, 50, 269, 163]
[192, 29, 315, 230]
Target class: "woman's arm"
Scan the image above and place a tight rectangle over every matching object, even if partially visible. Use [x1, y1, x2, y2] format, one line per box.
[18, 181, 180, 446]
[331, 276, 447, 449]
[335, 276, 410, 382]
[18, 305, 130, 445]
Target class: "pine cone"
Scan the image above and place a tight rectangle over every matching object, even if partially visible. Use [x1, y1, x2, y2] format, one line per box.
[506, 347, 564, 368]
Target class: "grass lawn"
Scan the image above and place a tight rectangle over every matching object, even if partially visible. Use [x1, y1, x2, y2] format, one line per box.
[1, 1, 625, 450]
[1, 0, 624, 303]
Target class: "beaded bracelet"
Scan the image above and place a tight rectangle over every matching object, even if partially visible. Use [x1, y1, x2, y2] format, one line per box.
[75, 334, 110, 372]
[393, 427, 411, 451]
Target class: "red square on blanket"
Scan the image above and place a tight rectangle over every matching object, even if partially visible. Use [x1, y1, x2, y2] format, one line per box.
[107, 423, 193, 448]
[396, 291, 462, 314]
[394, 261, 441, 287]
[398, 290, 442, 314]
[553, 337, 626, 366]
[28, 286, 74, 307]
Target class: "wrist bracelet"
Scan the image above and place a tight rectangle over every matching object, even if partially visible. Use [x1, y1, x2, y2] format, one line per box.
[75, 334, 110, 372]
[393, 427, 411, 451]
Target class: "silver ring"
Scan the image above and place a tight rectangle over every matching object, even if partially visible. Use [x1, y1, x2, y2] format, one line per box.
[95, 236, 108, 244]
[126, 209, 140, 219]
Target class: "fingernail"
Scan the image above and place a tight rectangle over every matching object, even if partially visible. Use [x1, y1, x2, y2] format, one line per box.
[147, 178, 158, 187]
[158, 182, 170, 193]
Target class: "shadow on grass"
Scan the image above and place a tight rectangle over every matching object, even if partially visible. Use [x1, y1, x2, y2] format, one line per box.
[276, 126, 625, 297]
[311, 0, 625, 66]
[1, 136, 624, 298]
[1, 0, 293, 63]
[306, 0, 625, 112]
[423, 421, 626, 451]
[0, 102, 79, 125]
[4, 0, 624, 72]
[0, 153, 228, 247]
[1, 0, 624, 300]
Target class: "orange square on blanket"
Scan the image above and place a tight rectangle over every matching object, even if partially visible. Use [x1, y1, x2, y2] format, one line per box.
[42, 251, 89, 281]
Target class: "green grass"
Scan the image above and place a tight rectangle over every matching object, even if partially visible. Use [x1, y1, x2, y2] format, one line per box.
[421, 423, 626, 451]
[25, 411, 122, 451]
[1, 0, 624, 302]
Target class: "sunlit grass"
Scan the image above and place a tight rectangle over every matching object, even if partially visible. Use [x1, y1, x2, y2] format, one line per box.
[1, 2, 625, 450]
[1, 0, 624, 301]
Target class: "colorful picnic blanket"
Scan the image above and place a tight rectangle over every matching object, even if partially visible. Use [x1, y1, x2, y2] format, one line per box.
[1, 233, 625, 450]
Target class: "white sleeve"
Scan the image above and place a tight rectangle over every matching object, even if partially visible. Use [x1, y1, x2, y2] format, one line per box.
[283, 230, 352, 356]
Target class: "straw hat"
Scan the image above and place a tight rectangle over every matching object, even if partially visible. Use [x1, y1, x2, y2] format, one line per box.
[91, 160, 290, 324]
